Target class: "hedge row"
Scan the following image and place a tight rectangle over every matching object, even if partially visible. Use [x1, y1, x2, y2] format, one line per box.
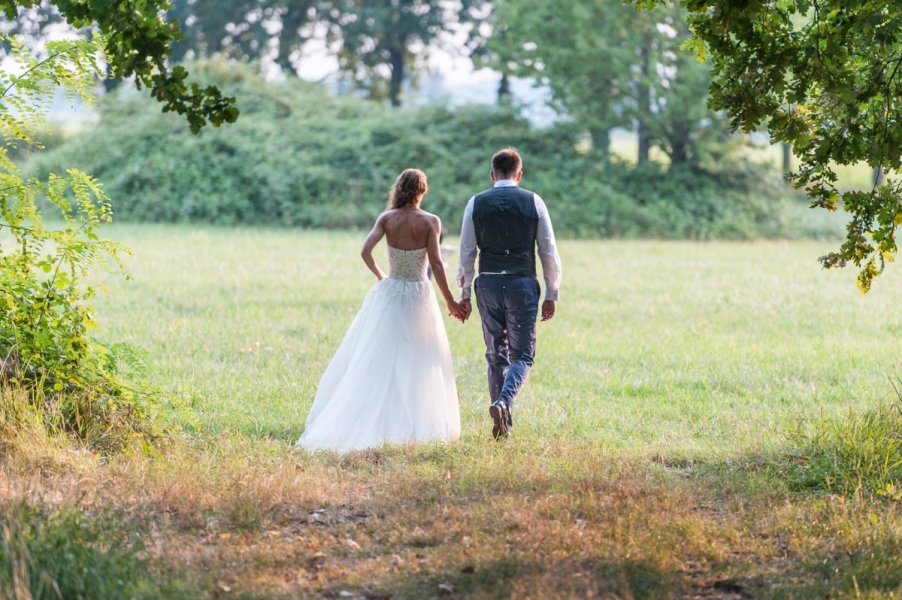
[31, 61, 804, 239]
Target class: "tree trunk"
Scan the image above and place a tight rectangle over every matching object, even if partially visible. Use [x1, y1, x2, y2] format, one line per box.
[670, 138, 688, 165]
[637, 122, 651, 165]
[873, 166, 887, 187]
[589, 126, 611, 163]
[498, 72, 511, 104]
[636, 42, 651, 165]
[389, 47, 404, 107]
[275, 4, 306, 77]
[781, 143, 792, 174]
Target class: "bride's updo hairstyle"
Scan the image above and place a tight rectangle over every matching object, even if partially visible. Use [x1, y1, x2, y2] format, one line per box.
[388, 168, 428, 209]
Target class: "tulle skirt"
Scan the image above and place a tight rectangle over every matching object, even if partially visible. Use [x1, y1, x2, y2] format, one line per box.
[297, 277, 461, 452]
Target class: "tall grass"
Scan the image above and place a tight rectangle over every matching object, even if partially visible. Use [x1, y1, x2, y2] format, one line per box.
[787, 396, 902, 499]
[0, 354, 191, 456]
[0, 381, 160, 454]
[0, 503, 194, 600]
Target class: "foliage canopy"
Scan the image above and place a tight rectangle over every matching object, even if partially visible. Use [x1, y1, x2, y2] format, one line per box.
[170, 0, 486, 107]
[2, 0, 239, 132]
[637, 0, 902, 291]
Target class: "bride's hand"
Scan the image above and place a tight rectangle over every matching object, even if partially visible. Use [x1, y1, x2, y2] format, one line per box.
[446, 299, 465, 321]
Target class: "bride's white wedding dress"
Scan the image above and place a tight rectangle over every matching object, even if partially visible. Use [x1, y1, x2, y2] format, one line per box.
[296, 246, 461, 452]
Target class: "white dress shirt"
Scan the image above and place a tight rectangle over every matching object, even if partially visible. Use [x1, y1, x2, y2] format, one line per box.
[457, 180, 562, 302]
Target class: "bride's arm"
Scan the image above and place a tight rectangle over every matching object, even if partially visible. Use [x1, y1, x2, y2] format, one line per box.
[360, 214, 387, 280]
[427, 217, 463, 319]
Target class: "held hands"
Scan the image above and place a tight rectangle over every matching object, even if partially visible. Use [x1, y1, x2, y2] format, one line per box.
[446, 299, 466, 322]
[446, 298, 472, 323]
[459, 298, 472, 322]
[449, 299, 553, 322]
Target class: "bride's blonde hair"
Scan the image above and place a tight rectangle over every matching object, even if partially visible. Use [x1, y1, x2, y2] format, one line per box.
[388, 168, 428, 209]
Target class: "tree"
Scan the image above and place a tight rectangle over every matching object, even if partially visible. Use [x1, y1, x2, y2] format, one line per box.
[637, 19, 734, 167]
[637, 0, 902, 292]
[486, 0, 725, 165]
[461, 3, 511, 104]
[483, 0, 637, 160]
[323, 0, 477, 107]
[168, 0, 486, 107]
[2, 0, 238, 132]
[168, 0, 316, 71]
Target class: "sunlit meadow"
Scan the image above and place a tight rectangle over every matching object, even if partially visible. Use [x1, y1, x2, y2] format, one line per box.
[94, 226, 901, 454]
[3, 225, 900, 598]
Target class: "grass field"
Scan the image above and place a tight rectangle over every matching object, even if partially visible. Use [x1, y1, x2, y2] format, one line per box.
[2, 225, 901, 598]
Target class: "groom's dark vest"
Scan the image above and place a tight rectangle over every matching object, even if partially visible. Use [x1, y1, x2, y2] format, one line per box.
[473, 185, 539, 277]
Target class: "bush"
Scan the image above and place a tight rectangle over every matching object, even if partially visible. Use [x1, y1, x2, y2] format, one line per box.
[0, 163, 167, 452]
[0, 33, 170, 453]
[28, 60, 801, 239]
[612, 162, 788, 239]
[0, 503, 194, 600]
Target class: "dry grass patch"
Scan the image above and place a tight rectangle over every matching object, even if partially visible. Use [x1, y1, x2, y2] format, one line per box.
[0, 438, 741, 598]
[1, 433, 899, 599]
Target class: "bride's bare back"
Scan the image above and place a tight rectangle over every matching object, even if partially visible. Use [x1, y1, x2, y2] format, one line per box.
[381, 207, 436, 250]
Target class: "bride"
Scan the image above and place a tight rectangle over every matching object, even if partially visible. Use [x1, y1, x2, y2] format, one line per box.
[296, 169, 465, 452]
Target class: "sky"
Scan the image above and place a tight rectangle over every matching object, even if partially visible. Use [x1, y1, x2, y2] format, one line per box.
[288, 33, 558, 124]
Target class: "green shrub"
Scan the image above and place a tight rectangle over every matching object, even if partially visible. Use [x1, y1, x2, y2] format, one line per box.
[28, 60, 802, 239]
[786, 399, 902, 499]
[0, 147, 167, 452]
[612, 162, 789, 239]
[1, 33, 170, 452]
[0, 503, 195, 600]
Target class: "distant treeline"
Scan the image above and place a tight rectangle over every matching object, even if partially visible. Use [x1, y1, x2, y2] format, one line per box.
[30, 62, 803, 239]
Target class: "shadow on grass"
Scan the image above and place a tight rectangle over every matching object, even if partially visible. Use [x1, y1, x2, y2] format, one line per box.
[0, 502, 200, 600]
[646, 404, 902, 599]
[783, 533, 902, 598]
[324, 556, 681, 600]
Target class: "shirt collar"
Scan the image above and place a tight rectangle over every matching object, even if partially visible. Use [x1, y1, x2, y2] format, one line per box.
[493, 179, 518, 188]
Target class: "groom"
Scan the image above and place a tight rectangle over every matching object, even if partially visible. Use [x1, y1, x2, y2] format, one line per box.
[457, 148, 562, 440]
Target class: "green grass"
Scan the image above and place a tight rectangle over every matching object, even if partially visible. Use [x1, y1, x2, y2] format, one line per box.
[785, 400, 902, 498]
[92, 226, 901, 457]
[2, 225, 900, 598]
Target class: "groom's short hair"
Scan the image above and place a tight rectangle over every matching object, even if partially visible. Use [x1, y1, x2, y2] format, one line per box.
[492, 148, 522, 178]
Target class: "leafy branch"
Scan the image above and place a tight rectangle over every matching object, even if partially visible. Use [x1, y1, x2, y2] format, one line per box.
[1, 0, 239, 133]
[638, 0, 902, 291]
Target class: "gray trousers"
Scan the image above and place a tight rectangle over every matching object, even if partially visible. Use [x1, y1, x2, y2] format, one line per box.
[474, 275, 540, 426]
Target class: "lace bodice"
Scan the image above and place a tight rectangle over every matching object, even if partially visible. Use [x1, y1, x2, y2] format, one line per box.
[388, 246, 429, 281]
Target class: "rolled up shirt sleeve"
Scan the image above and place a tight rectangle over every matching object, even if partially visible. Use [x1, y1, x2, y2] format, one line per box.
[457, 195, 477, 299]
[534, 193, 562, 301]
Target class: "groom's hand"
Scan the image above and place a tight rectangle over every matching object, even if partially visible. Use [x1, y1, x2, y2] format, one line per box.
[541, 300, 556, 321]
[459, 298, 472, 322]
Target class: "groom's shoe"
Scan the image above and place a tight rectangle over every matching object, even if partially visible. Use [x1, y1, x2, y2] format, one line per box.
[489, 401, 510, 440]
